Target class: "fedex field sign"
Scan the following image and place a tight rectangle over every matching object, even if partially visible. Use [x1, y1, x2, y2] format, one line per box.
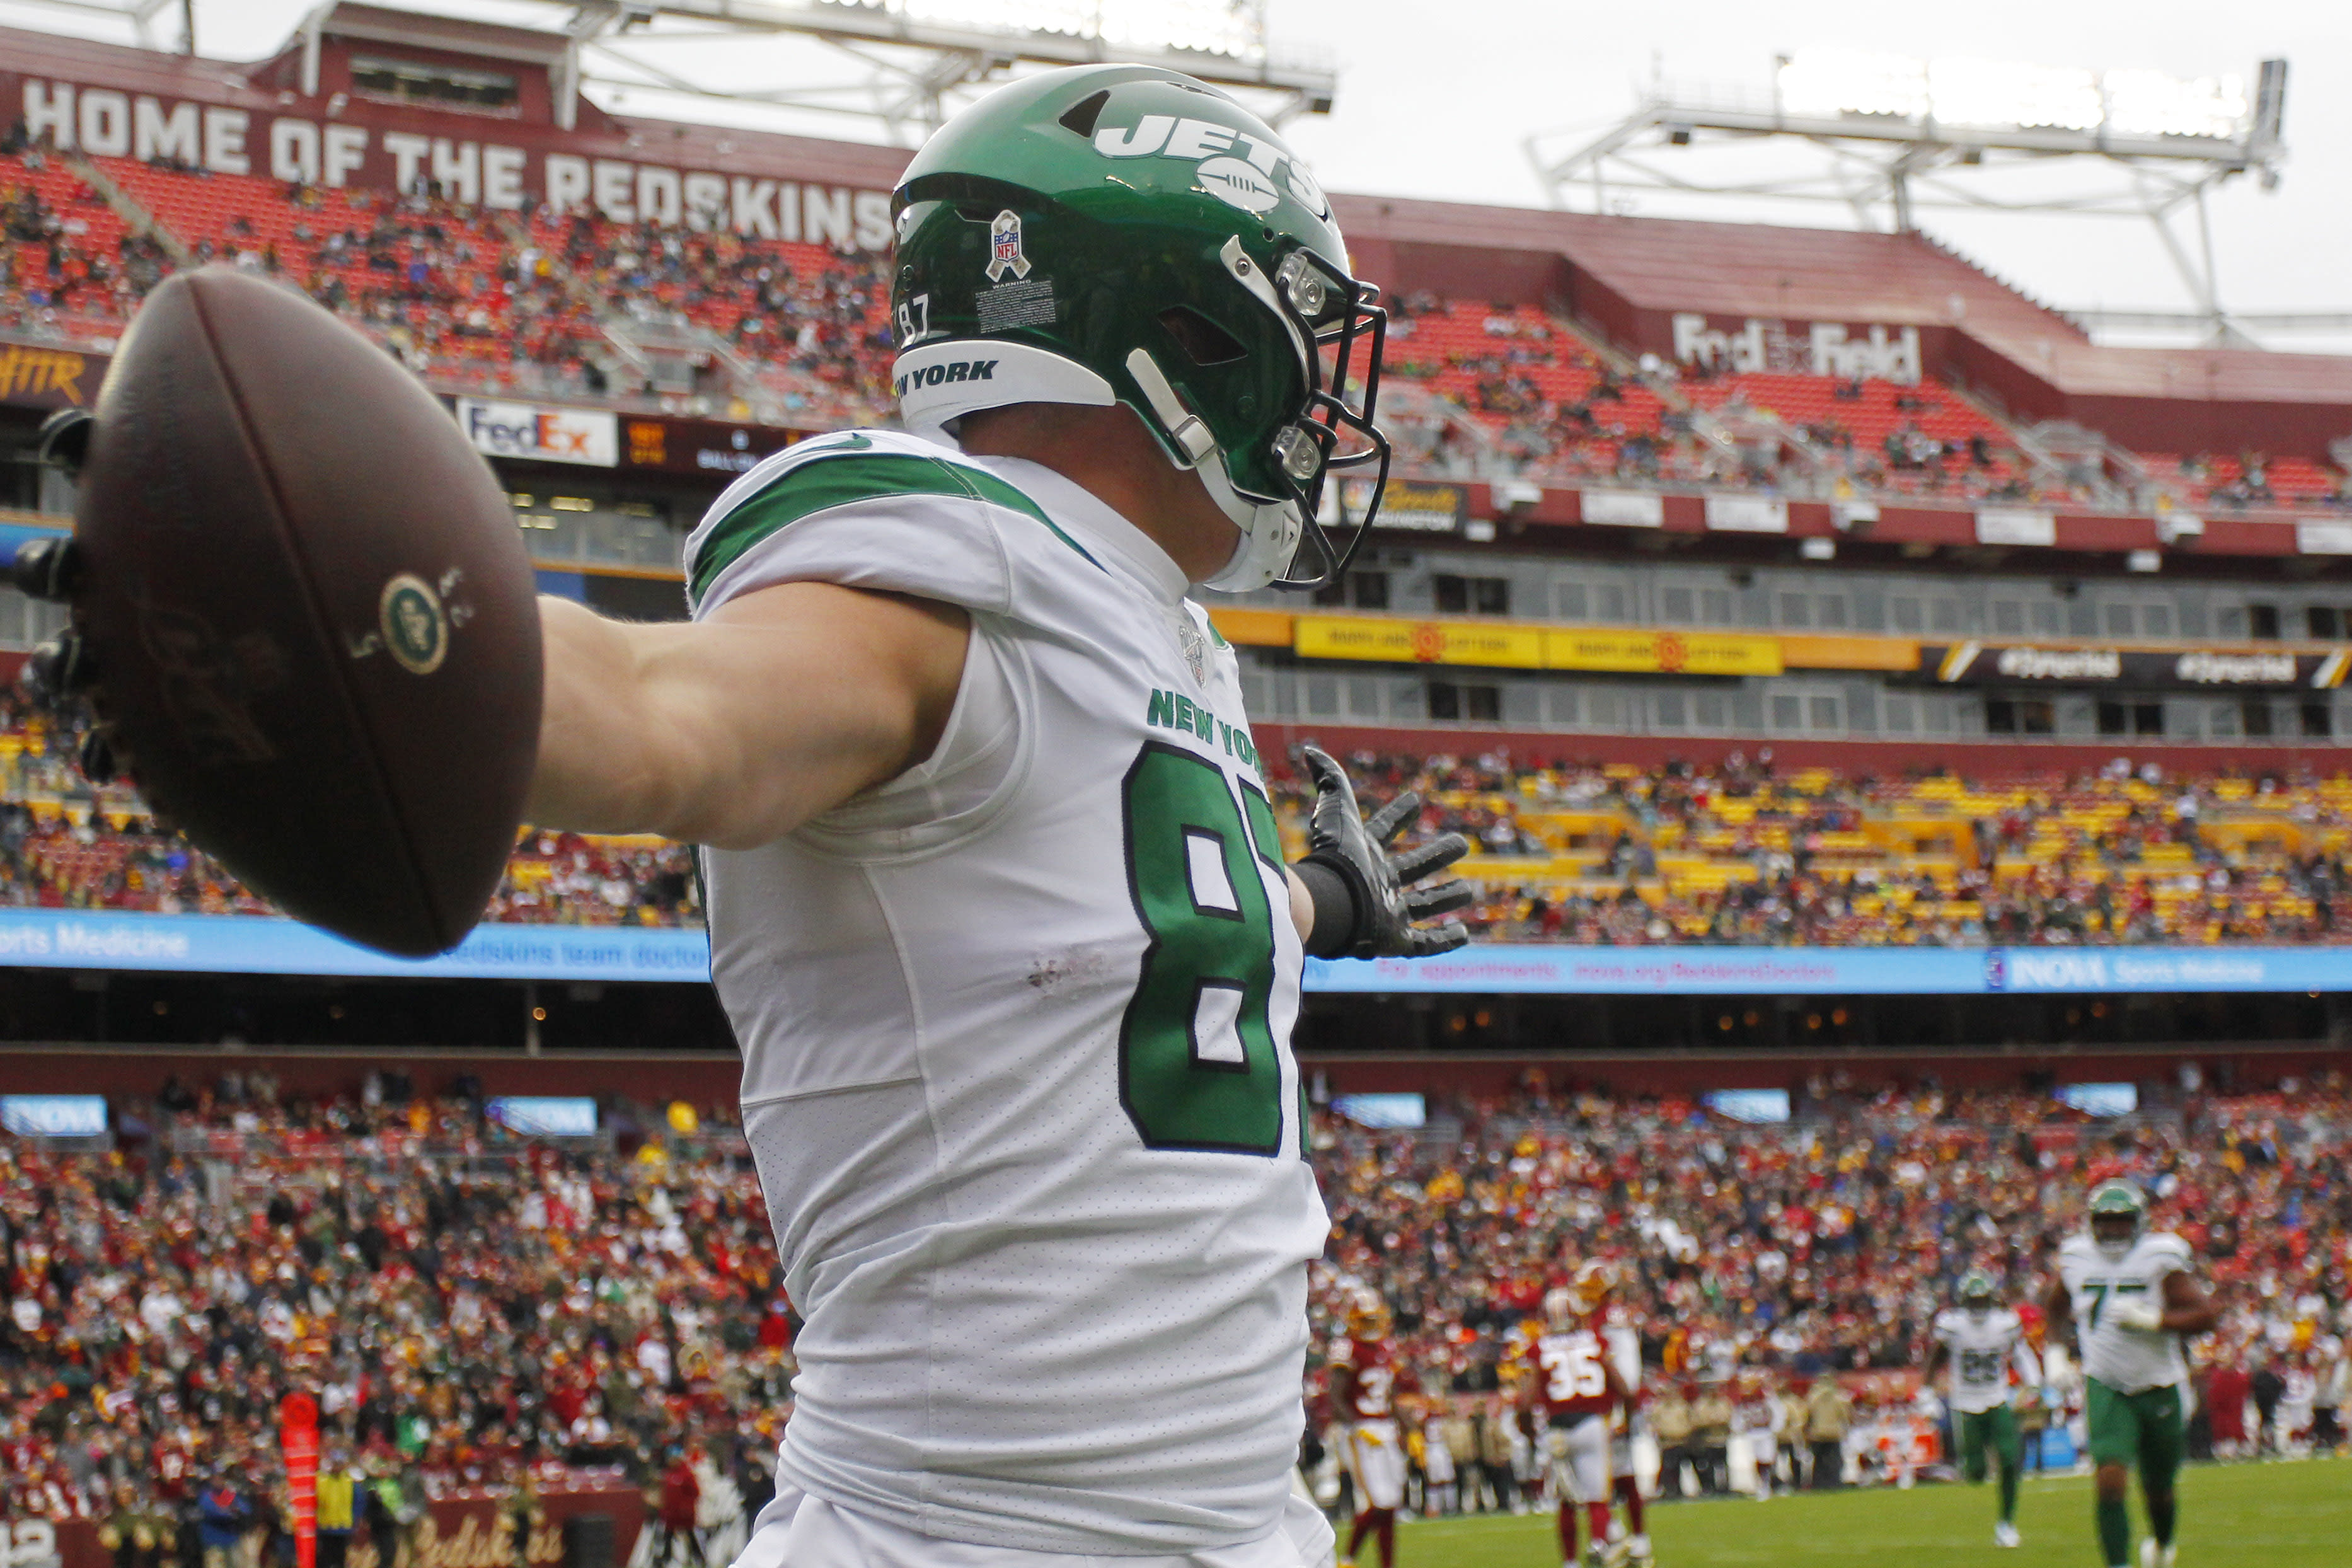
[456, 398, 618, 467]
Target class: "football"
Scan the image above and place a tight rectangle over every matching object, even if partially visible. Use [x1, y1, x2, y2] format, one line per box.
[62, 266, 542, 956]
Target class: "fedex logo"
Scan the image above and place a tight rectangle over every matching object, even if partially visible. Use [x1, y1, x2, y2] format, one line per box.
[456, 398, 618, 467]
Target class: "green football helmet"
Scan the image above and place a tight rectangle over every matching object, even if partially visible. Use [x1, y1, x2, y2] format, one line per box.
[888, 63, 1390, 592]
[2087, 1179, 2148, 1257]
[1958, 1269, 1997, 1317]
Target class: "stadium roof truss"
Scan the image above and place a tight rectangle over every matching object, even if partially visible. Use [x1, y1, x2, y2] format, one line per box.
[6, 0, 1337, 142]
[1527, 59, 2300, 347]
[9, 0, 193, 50]
[521, 0, 1332, 143]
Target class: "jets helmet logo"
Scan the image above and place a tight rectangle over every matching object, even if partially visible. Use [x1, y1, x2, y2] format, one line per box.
[986, 210, 1032, 282]
[1092, 116, 1330, 220]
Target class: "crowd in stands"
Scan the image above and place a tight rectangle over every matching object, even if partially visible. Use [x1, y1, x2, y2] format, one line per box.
[1, 1071, 2343, 1531]
[1272, 749, 2352, 946]
[1, 128, 894, 429]
[1381, 294, 2057, 507]
[0, 702, 700, 926]
[1307, 1073, 2352, 1498]
[12, 694, 2352, 945]
[0, 1073, 788, 1540]
[8, 117, 2348, 514]
[514, 205, 894, 427]
[1, 140, 172, 331]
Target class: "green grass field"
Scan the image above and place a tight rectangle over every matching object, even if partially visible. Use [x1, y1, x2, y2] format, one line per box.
[1381, 1457, 2351, 1568]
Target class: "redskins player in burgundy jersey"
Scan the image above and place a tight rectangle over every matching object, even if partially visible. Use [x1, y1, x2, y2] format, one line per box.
[1329, 1297, 1411, 1568]
[1526, 1267, 1637, 1568]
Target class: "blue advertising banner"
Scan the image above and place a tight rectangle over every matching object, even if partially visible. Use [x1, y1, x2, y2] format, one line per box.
[0, 910, 710, 981]
[0, 909, 2344, 993]
[1303, 943, 2352, 996]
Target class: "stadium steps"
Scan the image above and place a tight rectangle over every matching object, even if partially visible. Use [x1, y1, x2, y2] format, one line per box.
[60, 151, 190, 265]
[1933, 381, 2105, 504]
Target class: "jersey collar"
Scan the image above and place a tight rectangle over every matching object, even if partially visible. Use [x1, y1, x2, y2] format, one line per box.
[957, 453, 1192, 605]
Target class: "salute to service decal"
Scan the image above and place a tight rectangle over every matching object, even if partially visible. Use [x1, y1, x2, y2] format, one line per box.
[986, 210, 1032, 282]
[977, 212, 1056, 330]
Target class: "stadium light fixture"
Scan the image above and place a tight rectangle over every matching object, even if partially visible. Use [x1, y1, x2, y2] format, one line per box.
[816, 0, 1259, 59]
[1528, 50, 2293, 347]
[13, 0, 1333, 141]
[1775, 49, 2247, 142]
[553, 0, 1335, 139]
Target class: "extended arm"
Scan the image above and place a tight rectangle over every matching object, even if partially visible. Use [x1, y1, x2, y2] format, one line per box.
[1925, 1340, 1951, 1383]
[533, 591, 1465, 952]
[1288, 744, 1472, 957]
[2159, 1270, 2220, 1335]
[529, 584, 967, 849]
[1604, 1356, 1635, 1410]
[2043, 1279, 2073, 1339]
[1329, 1363, 1361, 1424]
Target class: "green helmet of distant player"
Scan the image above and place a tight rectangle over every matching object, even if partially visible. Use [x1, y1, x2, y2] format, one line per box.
[888, 63, 1391, 592]
[1958, 1269, 1997, 1318]
[2088, 1179, 2148, 1258]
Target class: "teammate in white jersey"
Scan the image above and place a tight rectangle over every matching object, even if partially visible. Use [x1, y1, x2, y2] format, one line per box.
[2048, 1182, 2220, 1568]
[517, 62, 1474, 1568]
[1927, 1271, 2042, 1548]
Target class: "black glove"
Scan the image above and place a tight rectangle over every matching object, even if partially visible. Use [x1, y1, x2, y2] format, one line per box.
[1296, 744, 1473, 959]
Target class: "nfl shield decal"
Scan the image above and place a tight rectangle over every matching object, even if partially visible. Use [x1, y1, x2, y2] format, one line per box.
[1175, 614, 1208, 684]
[986, 209, 1032, 282]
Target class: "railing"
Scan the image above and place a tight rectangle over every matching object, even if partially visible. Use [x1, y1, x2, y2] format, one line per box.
[157, 1123, 754, 1160]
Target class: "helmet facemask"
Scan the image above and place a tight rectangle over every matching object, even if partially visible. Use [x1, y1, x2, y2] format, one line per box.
[1227, 244, 1392, 592]
[2087, 1180, 2147, 1259]
[1129, 238, 1390, 592]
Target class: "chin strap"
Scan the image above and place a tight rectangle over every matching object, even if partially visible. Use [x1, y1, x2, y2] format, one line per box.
[1126, 345, 1305, 592]
[1197, 459, 1303, 592]
[1123, 349, 1216, 467]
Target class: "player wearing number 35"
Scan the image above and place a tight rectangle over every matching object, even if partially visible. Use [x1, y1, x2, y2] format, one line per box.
[529, 64, 1470, 1568]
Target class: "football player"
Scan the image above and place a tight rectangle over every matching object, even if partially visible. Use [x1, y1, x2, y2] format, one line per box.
[2049, 1181, 2220, 1568]
[1527, 1272, 1636, 1568]
[1593, 1271, 1651, 1567]
[159, 62, 1461, 1568]
[1330, 1299, 1411, 1568]
[1927, 1269, 2043, 1548]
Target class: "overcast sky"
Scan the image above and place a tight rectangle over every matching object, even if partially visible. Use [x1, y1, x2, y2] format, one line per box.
[5, 0, 2345, 342]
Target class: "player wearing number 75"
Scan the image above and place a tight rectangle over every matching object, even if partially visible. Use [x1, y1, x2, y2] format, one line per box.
[2046, 1180, 2221, 1568]
[530, 65, 1469, 1568]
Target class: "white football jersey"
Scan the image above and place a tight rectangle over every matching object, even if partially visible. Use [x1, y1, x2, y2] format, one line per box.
[1932, 1307, 2028, 1414]
[1605, 1322, 1641, 1395]
[2056, 1231, 2193, 1394]
[683, 429, 1326, 1557]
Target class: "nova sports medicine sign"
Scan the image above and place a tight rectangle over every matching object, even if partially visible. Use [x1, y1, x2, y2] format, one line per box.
[0, 913, 2341, 994]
